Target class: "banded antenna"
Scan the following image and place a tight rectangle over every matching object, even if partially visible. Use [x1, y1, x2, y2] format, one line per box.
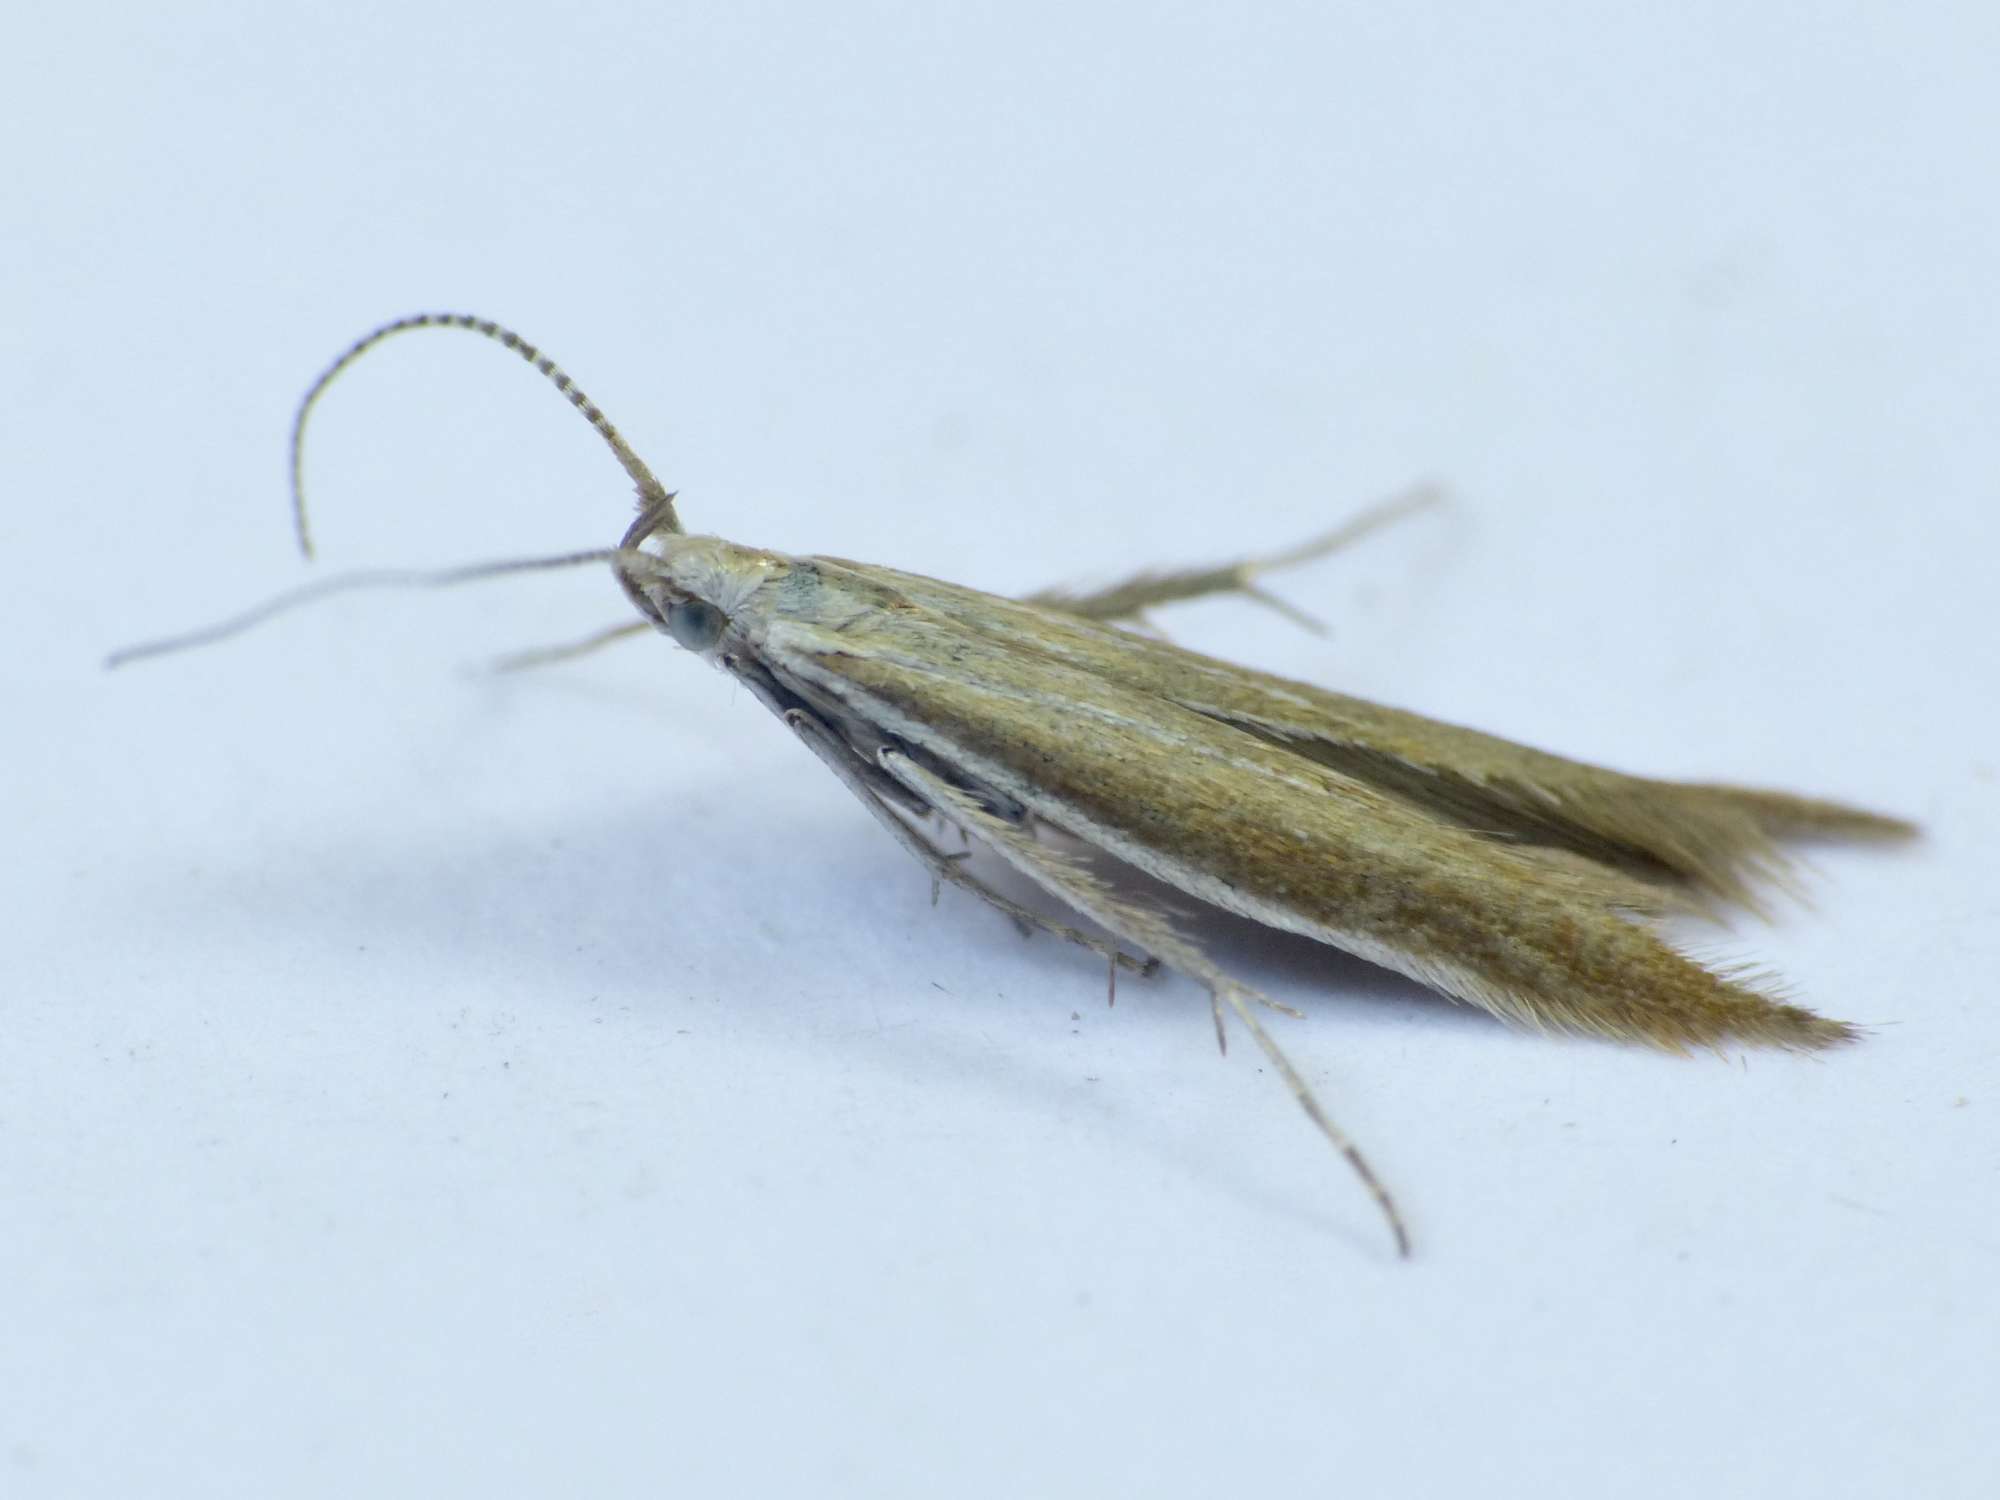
[289, 312, 681, 558]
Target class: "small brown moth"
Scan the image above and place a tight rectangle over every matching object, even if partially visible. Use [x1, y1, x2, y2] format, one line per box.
[116, 314, 1918, 1257]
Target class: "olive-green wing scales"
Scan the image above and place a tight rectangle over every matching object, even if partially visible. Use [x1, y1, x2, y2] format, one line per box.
[772, 574, 1852, 1052]
[830, 560, 1914, 911]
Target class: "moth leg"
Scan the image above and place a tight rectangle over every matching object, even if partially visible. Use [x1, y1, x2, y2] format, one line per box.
[879, 748, 1411, 1259]
[488, 619, 653, 673]
[781, 711, 1156, 976]
[1022, 483, 1439, 627]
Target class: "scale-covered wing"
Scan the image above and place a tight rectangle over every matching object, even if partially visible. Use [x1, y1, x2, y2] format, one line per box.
[833, 561, 1912, 911]
[766, 563, 1853, 1052]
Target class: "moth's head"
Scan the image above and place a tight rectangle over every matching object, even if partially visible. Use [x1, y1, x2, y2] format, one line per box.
[615, 524, 787, 661]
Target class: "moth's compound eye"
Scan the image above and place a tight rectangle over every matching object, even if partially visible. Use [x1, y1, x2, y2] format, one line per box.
[666, 598, 728, 652]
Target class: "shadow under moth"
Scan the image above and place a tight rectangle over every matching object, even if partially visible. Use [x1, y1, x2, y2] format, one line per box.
[115, 313, 1917, 1257]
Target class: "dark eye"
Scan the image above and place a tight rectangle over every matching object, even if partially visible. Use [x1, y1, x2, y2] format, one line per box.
[665, 599, 727, 652]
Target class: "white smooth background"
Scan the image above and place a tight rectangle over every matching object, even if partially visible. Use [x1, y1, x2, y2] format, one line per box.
[5, 4, 1995, 1496]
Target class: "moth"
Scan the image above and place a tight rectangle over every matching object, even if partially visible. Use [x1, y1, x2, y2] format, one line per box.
[117, 313, 1917, 1257]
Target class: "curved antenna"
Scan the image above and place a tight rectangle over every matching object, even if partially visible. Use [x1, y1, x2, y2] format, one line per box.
[289, 313, 682, 559]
